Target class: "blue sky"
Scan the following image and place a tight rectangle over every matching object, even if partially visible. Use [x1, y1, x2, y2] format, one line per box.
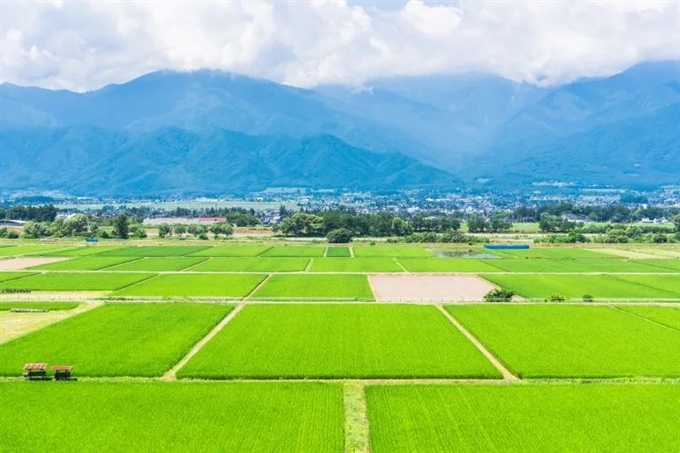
[1, 0, 678, 91]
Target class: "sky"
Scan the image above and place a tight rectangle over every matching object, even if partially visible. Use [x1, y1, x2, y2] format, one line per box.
[1, 0, 679, 92]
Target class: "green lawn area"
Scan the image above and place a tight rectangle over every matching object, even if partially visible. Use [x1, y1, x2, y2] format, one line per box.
[252, 274, 374, 300]
[0, 245, 78, 257]
[446, 305, 680, 378]
[28, 256, 138, 271]
[0, 302, 80, 311]
[260, 246, 326, 257]
[96, 246, 211, 257]
[189, 257, 309, 272]
[490, 248, 619, 259]
[481, 274, 680, 299]
[616, 306, 680, 331]
[484, 259, 679, 273]
[0, 273, 155, 291]
[326, 247, 351, 257]
[0, 303, 233, 376]
[0, 272, 37, 282]
[113, 274, 266, 298]
[189, 245, 273, 257]
[309, 258, 403, 273]
[0, 382, 343, 453]
[106, 257, 208, 271]
[366, 384, 680, 453]
[178, 305, 500, 379]
[398, 258, 500, 272]
[353, 246, 433, 258]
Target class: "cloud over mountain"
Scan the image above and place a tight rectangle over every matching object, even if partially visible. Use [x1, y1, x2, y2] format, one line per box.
[2, 0, 678, 91]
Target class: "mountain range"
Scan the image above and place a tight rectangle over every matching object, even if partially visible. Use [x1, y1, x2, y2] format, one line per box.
[1, 61, 678, 196]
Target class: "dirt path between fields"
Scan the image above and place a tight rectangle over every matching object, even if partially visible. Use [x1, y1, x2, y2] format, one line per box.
[0, 257, 69, 270]
[0, 300, 103, 344]
[436, 304, 519, 381]
[161, 303, 245, 380]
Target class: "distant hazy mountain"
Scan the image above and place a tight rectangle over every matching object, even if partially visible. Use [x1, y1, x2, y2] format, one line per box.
[1, 61, 678, 195]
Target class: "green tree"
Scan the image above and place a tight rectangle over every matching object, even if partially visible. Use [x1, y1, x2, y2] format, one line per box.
[280, 213, 323, 236]
[113, 214, 130, 239]
[327, 228, 353, 243]
[158, 223, 172, 238]
[467, 215, 488, 233]
[489, 213, 512, 233]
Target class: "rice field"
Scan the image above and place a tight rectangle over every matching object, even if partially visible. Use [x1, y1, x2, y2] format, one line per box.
[189, 245, 273, 257]
[178, 305, 501, 379]
[481, 274, 680, 299]
[446, 305, 680, 377]
[96, 246, 211, 257]
[189, 257, 309, 272]
[398, 258, 500, 273]
[0, 303, 234, 376]
[28, 256, 138, 271]
[0, 382, 344, 453]
[0, 272, 36, 282]
[251, 274, 374, 300]
[366, 384, 680, 453]
[112, 274, 266, 298]
[353, 246, 433, 258]
[617, 306, 680, 330]
[489, 248, 619, 259]
[0, 245, 77, 257]
[326, 247, 351, 257]
[0, 272, 155, 291]
[43, 246, 128, 256]
[261, 246, 326, 257]
[309, 258, 403, 273]
[0, 302, 80, 311]
[484, 259, 679, 273]
[105, 257, 208, 271]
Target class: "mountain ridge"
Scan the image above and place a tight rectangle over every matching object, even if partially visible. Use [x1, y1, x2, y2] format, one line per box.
[1, 60, 678, 194]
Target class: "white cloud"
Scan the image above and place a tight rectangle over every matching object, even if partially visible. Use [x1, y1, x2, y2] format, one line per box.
[1, 0, 678, 91]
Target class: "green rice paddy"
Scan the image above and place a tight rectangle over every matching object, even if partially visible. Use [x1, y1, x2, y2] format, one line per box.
[28, 256, 137, 271]
[106, 257, 207, 271]
[398, 258, 500, 272]
[96, 246, 211, 257]
[189, 257, 309, 272]
[0, 303, 234, 376]
[0, 302, 80, 311]
[309, 258, 403, 273]
[252, 274, 374, 300]
[0, 382, 344, 453]
[189, 245, 273, 257]
[366, 384, 680, 453]
[178, 305, 501, 379]
[616, 306, 680, 331]
[481, 274, 680, 299]
[326, 247, 351, 257]
[113, 274, 265, 298]
[261, 246, 326, 257]
[447, 305, 680, 377]
[0, 272, 36, 282]
[0, 272, 155, 291]
[353, 246, 433, 258]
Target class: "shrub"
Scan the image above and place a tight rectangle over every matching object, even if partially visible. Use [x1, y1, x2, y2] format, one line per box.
[545, 294, 567, 302]
[483, 288, 515, 302]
